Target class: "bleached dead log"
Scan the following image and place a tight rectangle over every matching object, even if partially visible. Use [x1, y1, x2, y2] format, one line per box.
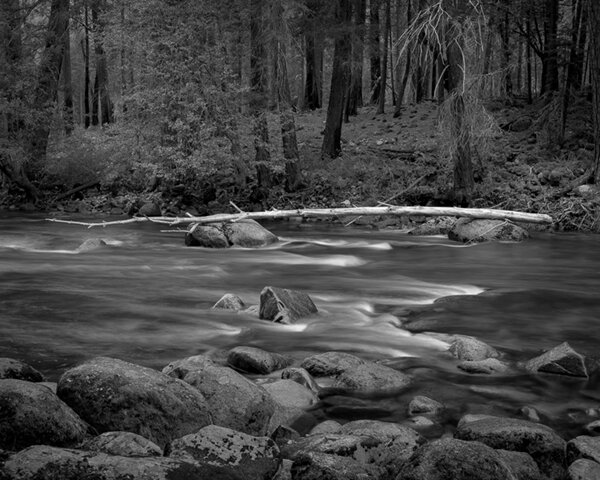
[46, 205, 553, 229]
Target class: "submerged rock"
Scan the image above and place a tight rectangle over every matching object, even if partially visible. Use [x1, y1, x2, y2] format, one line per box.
[525, 342, 590, 378]
[168, 425, 281, 480]
[0, 379, 89, 451]
[448, 218, 529, 243]
[259, 286, 318, 324]
[458, 358, 510, 374]
[76, 237, 108, 252]
[227, 346, 291, 374]
[455, 415, 566, 480]
[57, 356, 212, 448]
[81, 431, 162, 457]
[449, 335, 500, 361]
[408, 395, 445, 416]
[398, 438, 518, 480]
[0, 357, 45, 382]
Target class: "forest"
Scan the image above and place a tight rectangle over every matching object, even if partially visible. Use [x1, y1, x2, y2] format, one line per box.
[1, 0, 599, 231]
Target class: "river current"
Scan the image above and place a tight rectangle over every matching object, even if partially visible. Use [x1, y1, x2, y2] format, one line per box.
[1, 213, 599, 437]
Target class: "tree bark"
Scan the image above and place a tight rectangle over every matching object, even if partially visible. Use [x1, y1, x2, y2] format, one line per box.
[29, 0, 70, 165]
[588, 0, 600, 183]
[83, 5, 91, 128]
[62, 0, 73, 135]
[346, 0, 366, 119]
[394, 0, 411, 117]
[541, 0, 559, 94]
[369, 0, 381, 104]
[322, 0, 353, 158]
[91, 0, 113, 126]
[376, 0, 390, 114]
[304, 0, 323, 110]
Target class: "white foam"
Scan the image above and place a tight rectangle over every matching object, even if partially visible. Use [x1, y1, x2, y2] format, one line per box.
[255, 252, 366, 267]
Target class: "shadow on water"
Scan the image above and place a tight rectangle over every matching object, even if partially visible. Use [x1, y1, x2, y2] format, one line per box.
[1, 214, 600, 436]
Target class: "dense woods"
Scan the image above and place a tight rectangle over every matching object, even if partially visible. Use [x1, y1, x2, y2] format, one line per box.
[1, 0, 599, 230]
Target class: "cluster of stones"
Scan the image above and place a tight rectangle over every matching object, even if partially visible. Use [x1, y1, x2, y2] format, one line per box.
[409, 217, 531, 243]
[2, 289, 598, 479]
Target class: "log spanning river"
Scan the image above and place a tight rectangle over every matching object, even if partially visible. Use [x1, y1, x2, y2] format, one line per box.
[1, 213, 599, 438]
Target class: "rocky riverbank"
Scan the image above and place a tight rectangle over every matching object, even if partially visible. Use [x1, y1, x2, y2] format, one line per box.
[1, 288, 599, 480]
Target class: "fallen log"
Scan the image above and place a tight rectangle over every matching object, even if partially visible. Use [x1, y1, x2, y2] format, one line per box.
[46, 205, 553, 229]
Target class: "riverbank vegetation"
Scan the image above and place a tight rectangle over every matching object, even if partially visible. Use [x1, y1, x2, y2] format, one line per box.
[1, 0, 599, 231]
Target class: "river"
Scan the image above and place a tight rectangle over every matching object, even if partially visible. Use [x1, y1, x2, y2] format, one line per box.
[1, 213, 599, 437]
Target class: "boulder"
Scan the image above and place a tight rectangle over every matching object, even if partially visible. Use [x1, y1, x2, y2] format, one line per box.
[290, 451, 376, 480]
[185, 224, 230, 248]
[76, 238, 108, 252]
[281, 368, 320, 395]
[0, 358, 44, 381]
[138, 202, 161, 217]
[57, 357, 212, 449]
[568, 458, 600, 480]
[409, 217, 456, 236]
[259, 287, 318, 324]
[525, 342, 590, 378]
[162, 354, 216, 378]
[449, 335, 500, 361]
[308, 421, 342, 436]
[455, 415, 567, 480]
[167, 360, 275, 436]
[185, 220, 278, 249]
[168, 425, 280, 480]
[398, 438, 517, 480]
[408, 396, 444, 416]
[227, 346, 291, 374]
[0, 445, 240, 480]
[567, 436, 600, 464]
[495, 449, 543, 480]
[332, 361, 411, 394]
[300, 352, 365, 377]
[223, 219, 279, 248]
[263, 380, 318, 431]
[0, 379, 89, 451]
[448, 218, 529, 243]
[213, 294, 246, 311]
[81, 431, 162, 457]
[458, 358, 510, 374]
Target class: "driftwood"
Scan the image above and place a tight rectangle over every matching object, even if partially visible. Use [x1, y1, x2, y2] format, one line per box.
[46, 205, 553, 230]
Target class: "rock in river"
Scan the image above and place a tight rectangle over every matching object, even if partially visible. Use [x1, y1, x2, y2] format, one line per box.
[0, 379, 89, 451]
[448, 218, 529, 243]
[259, 286, 318, 324]
[449, 335, 500, 361]
[300, 352, 366, 377]
[57, 356, 212, 449]
[525, 342, 590, 378]
[227, 346, 291, 374]
[186, 219, 278, 248]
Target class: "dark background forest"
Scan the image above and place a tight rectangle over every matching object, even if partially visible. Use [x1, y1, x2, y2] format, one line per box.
[1, 0, 599, 231]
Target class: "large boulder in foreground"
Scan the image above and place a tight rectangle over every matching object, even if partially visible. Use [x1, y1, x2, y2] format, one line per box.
[525, 342, 590, 378]
[186, 219, 278, 248]
[398, 438, 518, 480]
[455, 415, 566, 480]
[449, 218, 529, 243]
[0, 358, 45, 382]
[168, 425, 280, 480]
[567, 436, 600, 464]
[0, 445, 240, 480]
[57, 357, 212, 448]
[0, 379, 89, 451]
[164, 356, 275, 436]
[568, 458, 600, 480]
[259, 286, 318, 324]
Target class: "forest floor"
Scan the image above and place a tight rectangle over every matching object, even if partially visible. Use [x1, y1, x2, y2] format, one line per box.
[2, 96, 599, 232]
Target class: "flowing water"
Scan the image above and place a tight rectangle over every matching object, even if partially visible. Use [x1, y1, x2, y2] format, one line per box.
[1, 213, 599, 437]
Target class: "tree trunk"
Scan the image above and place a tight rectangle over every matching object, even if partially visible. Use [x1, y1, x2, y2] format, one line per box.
[346, 0, 366, 119]
[369, 0, 381, 104]
[29, 0, 70, 166]
[499, 1, 513, 96]
[91, 0, 112, 126]
[541, 0, 559, 94]
[304, 0, 323, 110]
[376, 0, 390, 114]
[83, 5, 91, 128]
[322, 0, 352, 158]
[588, 0, 600, 182]
[62, 0, 73, 135]
[394, 0, 411, 117]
